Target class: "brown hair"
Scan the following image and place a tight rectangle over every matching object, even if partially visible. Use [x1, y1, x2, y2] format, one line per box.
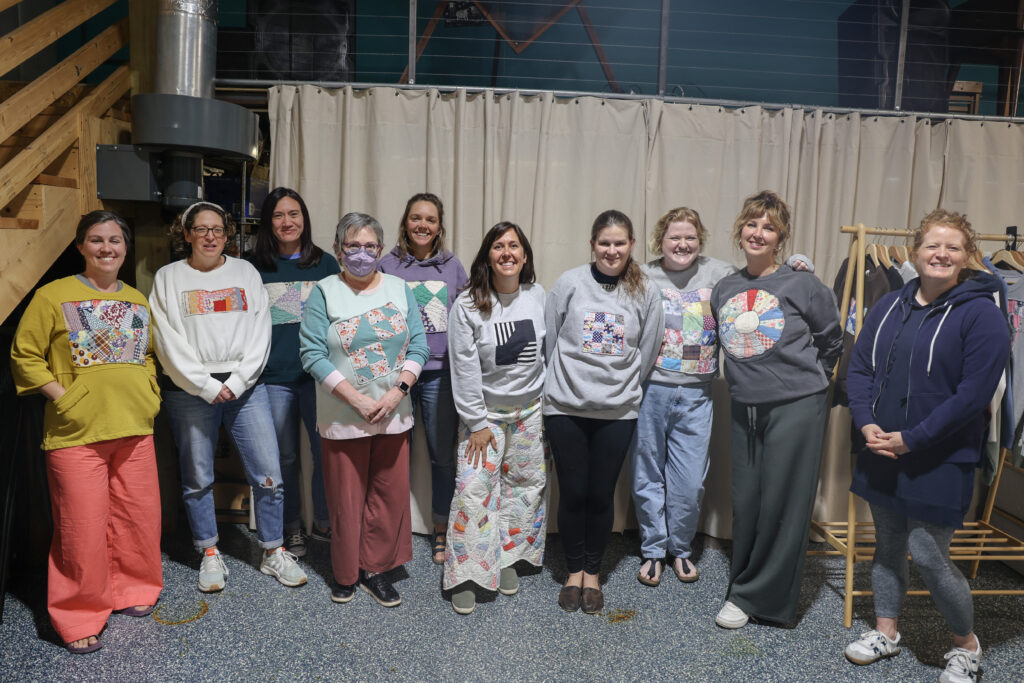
[649, 206, 707, 253]
[467, 222, 536, 316]
[396, 192, 446, 258]
[731, 190, 791, 259]
[76, 210, 131, 248]
[912, 208, 979, 282]
[591, 209, 646, 301]
[169, 202, 238, 258]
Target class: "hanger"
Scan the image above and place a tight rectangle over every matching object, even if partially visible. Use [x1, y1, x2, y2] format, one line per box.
[888, 245, 904, 265]
[989, 249, 1024, 272]
[865, 243, 880, 267]
[874, 242, 893, 268]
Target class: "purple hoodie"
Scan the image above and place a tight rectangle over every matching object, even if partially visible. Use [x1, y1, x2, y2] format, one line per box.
[379, 246, 469, 371]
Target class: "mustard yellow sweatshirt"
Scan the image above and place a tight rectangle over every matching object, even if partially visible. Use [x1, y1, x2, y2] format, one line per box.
[11, 276, 161, 450]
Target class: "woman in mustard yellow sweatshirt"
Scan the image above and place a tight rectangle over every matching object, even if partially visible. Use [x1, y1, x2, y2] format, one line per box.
[11, 211, 163, 654]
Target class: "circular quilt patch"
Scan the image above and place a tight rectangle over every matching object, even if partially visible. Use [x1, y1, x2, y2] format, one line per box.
[718, 289, 785, 358]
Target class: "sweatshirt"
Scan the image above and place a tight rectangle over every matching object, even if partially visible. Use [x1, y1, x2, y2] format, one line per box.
[149, 256, 272, 403]
[447, 283, 546, 432]
[543, 264, 665, 420]
[11, 276, 161, 450]
[378, 247, 469, 370]
[642, 256, 736, 387]
[710, 264, 842, 405]
[254, 253, 341, 384]
[299, 273, 429, 439]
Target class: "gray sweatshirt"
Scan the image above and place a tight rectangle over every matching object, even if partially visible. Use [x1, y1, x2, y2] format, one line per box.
[543, 264, 665, 420]
[642, 256, 736, 387]
[448, 283, 547, 432]
[710, 264, 842, 405]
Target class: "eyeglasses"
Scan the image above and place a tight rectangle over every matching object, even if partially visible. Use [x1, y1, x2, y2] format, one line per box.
[341, 242, 382, 255]
[190, 225, 226, 237]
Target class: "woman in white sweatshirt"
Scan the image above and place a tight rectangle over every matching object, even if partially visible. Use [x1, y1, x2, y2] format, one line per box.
[149, 201, 306, 594]
[443, 222, 547, 615]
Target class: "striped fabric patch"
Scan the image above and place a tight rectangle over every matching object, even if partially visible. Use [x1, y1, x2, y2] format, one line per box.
[493, 319, 537, 366]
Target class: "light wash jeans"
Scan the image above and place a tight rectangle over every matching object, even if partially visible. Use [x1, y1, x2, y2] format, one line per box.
[265, 379, 330, 531]
[164, 383, 284, 550]
[410, 368, 459, 524]
[630, 381, 713, 559]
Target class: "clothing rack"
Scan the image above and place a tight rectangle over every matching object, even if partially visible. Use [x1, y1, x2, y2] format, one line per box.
[809, 223, 1024, 628]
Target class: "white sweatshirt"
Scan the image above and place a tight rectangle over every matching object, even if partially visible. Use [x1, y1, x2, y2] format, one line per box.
[149, 256, 272, 403]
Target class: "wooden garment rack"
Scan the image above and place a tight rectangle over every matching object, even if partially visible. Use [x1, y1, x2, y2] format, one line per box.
[809, 223, 1024, 628]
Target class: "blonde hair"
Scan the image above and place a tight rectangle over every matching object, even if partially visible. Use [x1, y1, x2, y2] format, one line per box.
[168, 202, 238, 258]
[396, 192, 446, 258]
[731, 190, 791, 259]
[649, 206, 707, 253]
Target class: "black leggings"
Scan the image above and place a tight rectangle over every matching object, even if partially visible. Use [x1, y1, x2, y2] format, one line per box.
[545, 415, 637, 575]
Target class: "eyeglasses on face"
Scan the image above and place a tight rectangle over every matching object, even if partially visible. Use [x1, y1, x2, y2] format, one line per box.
[190, 225, 226, 237]
[341, 242, 382, 255]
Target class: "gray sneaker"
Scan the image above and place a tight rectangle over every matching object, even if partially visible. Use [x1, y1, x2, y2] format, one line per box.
[260, 547, 307, 587]
[452, 588, 476, 615]
[198, 548, 228, 593]
[285, 529, 307, 558]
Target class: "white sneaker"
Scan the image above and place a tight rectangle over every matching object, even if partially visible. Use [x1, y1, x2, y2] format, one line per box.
[260, 547, 308, 587]
[715, 600, 749, 629]
[844, 629, 902, 665]
[939, 642, 981, 683]
[198, 547, 228, 593]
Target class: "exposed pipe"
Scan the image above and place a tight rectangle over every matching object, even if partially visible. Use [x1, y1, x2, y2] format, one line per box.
[155, 0, 218, 99]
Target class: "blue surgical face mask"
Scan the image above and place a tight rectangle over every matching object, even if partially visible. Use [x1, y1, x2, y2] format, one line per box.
[341, 249, 379, 277]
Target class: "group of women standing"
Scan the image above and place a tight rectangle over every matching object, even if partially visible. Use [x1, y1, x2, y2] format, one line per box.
[11, 189, 1007, 682]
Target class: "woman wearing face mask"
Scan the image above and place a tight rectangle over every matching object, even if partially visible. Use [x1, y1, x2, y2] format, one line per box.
[300, 212, 429, 607]
[150, 202, 307, 594]
[709, 190, 841, 629]
[544, 210, 665, 614]
[11, 211, 162, 654]
[379, 193, 468, 564]
[443, 222, 548, 615]
[251, 188, 340, 557]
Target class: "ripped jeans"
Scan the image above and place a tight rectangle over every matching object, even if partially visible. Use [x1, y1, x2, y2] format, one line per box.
[164, 383, 284, 550]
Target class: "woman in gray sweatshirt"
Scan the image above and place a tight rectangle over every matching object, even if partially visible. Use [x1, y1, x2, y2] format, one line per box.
[544, 210, 665, 614]
[443, 222, 547, 615]
[710, 191, 842, 629]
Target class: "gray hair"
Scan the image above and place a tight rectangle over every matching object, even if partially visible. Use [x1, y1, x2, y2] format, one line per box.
[335, 212, 384, 251]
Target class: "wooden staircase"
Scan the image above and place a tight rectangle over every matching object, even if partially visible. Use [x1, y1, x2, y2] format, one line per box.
[0, 0, 135, 324]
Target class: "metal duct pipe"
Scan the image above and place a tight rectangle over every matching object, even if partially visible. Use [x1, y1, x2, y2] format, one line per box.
[155, 0, 218, 100]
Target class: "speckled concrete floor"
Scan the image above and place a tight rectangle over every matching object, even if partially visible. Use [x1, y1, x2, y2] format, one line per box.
[1, 528, 1022, 682]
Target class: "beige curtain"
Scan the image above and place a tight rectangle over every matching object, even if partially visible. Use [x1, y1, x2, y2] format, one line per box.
[269, 84, 1024, 537]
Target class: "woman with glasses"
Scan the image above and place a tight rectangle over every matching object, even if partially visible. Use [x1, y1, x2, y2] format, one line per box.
[150, 201, 307, 594]
[379, 193, 468, 564]
[300, 212, 429, 607]
[250, 188, 340, 557]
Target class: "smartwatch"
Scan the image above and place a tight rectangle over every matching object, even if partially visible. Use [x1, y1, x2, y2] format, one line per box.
[396, 380, 411, 395]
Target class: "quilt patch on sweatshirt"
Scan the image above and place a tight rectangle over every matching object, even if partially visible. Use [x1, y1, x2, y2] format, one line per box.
[264, 281, 315, 325]
[494, 319, 538, 366]
[180, 287, 248, 316]
[657, 287, 717, 373]
[718, 288, 785, 359]
[335, 302, 409, 385]
[581, 311, 625, 355]
[62, 300, 149, 367]
[406, 280, 448, 333]
[1008, 299, 1023, 345]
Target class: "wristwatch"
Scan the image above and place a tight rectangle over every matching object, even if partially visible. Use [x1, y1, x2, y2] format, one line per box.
[396, 380, 411, 395]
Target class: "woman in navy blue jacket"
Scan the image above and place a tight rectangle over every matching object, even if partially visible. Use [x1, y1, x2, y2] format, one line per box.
[843, 210, 1009, 683]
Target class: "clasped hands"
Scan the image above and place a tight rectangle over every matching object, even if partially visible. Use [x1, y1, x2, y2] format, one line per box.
[349, 387, 404, 424]
[861, 423, 909, 459]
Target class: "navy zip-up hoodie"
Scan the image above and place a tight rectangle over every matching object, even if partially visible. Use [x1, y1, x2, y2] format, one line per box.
[847, 274, 1009, 523]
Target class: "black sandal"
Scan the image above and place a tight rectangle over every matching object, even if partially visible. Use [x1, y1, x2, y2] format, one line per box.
[431, 530, 446, 565]
[637, 557, 664, 587]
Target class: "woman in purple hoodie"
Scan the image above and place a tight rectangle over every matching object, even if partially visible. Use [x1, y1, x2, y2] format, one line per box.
[843, 210, 1009, 683]
[379, 193, 469, 563]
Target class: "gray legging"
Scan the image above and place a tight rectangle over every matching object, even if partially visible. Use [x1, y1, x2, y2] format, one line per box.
[869, 503, 974, 636]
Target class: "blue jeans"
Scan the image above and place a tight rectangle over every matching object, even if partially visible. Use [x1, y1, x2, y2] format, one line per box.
[630, 381, 713, 559]
[265, 380, 330, 531]
[164, 383, 284, 550]
[411, 368, 458, 524]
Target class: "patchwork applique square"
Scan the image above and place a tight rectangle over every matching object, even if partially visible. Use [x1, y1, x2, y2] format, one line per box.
[581, 311, 625, 356]
[406, 280, 448, 333]
[494, 319, 538, 366]
[656, 288, 717, 373]
[181, 287, 248, 316]
[334, 301, 410, 385]
[61, 300, 149, 367]
[264, 281, 315, 325]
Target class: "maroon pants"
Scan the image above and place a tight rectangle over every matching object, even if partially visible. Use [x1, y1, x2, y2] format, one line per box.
[321, 432, 412, 585]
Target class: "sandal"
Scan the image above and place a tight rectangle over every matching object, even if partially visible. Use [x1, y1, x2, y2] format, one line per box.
[66, 635, 102, 654]
[637, 557, 664, 587]
[671, 556, 699, 583]
[115, 604, 155, 617]
[431, 530, 446, 565]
